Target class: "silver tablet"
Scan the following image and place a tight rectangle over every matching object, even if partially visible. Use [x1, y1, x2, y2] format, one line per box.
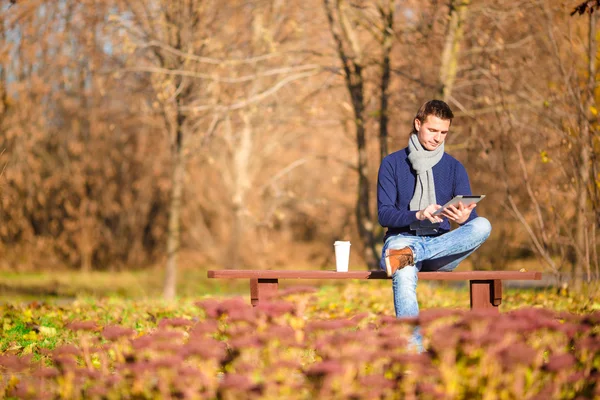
[432, 195, 485, 216]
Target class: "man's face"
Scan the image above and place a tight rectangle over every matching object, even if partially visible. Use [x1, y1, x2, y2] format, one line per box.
[414, 115, 450, 151]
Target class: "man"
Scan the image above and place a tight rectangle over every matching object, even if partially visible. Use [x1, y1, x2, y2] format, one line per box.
[377, 100, 491, 332]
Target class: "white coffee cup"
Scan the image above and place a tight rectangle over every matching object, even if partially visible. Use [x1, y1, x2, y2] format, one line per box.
[334, 241, 351, 272]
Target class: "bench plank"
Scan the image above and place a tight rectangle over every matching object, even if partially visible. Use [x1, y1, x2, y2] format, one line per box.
[208, 270, 542, 281]
[207, 270, 542, 311]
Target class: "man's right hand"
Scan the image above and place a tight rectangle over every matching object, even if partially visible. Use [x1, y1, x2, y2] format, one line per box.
[416, 204, 443, 224]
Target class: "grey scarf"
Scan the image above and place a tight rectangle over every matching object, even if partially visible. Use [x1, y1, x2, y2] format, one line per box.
[407, 133, 444, 234]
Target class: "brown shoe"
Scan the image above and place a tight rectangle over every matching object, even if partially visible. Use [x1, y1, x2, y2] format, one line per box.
[384, 247, 414, 277]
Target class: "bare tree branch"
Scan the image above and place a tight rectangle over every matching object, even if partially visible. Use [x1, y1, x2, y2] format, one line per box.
[122, 64, 321, 84]
[181, 70, 321, 112]
[140, 40, 286, 65]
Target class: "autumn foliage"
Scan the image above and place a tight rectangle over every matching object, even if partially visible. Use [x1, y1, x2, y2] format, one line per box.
[0, 0, 599, 284]
[0, 293, 599, 399]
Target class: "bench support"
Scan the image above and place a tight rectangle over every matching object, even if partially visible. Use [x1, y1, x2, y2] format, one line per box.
[469, 279, 502, 310]
[250, 278, 279, 306]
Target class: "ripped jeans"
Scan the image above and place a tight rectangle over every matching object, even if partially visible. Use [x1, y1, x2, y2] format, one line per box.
[380, 217, 492, 351]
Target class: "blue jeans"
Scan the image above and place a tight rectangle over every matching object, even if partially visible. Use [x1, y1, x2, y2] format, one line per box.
[380, 217, 492, 350]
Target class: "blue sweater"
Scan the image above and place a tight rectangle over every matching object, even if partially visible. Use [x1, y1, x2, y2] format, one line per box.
[377, 147, 477, 242]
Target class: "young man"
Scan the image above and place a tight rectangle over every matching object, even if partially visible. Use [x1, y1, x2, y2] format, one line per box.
[377, 100, 491, 325]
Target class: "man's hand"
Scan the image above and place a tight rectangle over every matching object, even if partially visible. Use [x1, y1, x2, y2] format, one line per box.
[441, 202, 477, 224]
[416, 204, 443, 224]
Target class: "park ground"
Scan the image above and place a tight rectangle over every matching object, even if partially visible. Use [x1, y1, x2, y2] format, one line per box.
[1, 261, 599, 399]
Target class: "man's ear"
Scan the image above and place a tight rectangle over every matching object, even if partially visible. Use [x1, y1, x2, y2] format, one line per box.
[414, 118, 421, 132]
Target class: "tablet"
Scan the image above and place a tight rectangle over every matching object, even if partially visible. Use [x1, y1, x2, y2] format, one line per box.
[432, 195, 485, 216]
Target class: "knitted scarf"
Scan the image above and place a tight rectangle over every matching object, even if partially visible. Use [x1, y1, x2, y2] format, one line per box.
[407, 133, 444, 234]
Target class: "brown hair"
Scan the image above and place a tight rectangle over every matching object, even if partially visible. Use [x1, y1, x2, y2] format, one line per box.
[412, 100, 454, 134]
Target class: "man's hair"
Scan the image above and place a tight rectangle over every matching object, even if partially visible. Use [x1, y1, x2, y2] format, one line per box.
[412, 100, 454, 133]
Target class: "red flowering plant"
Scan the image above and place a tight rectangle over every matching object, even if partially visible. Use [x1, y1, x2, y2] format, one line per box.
[0, 284, 599, 399]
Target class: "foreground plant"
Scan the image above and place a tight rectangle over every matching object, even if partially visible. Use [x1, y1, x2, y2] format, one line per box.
[0, 290, 599, 399]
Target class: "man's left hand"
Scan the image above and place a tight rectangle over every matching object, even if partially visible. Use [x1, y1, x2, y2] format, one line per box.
[441, 202, 477, 224]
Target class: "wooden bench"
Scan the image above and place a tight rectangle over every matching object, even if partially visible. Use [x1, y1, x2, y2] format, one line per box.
[207, 270, 543, 311]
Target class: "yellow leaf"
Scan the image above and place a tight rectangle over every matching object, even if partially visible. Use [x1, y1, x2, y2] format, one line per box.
[23, 309, 33, 323]
[39, 326, 57, 337]
[23, 331, 38, 341]
[92, 355, 101, 368]
[6, 344, 22, 352]
[7, 375, 19, 390]
[22, 343, 36, 355]
[540, 150, 550, 164]
[591, 105, 598, 116]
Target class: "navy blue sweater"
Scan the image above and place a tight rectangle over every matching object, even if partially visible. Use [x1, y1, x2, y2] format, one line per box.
[377, 147, 477, 242]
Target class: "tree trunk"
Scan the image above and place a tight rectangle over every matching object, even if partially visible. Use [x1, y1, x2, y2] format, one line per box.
[378, 0, 394, 162]
[228, 114, 252, 269]
[438, 0, 469, 101]
[574, 10, 597, 285]
[163, 112, 185, 300]
[350, 79, 378, 268]
[324, 0, 379, 268]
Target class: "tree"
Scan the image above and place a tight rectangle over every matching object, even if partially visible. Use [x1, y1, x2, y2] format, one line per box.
[113, 0, 220, 298]
[116, 0, 320, 295]
[450, 0, 600, 282]
[0, 0, 168, 271]
[323, 0, 398, 268]
[438, 0, 469, 102]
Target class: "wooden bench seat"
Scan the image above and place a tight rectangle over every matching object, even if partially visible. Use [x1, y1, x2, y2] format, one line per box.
[207, 270, 542, 311]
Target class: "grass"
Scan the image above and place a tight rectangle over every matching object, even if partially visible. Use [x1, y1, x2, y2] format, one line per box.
[0, 267, 251, 302]
[0, 257, 558, 301]
[1, 263, 599, 362]
[1, 268, 599, 360]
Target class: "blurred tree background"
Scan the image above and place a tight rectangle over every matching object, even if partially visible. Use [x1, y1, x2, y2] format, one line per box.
[0, 0, 599, 293]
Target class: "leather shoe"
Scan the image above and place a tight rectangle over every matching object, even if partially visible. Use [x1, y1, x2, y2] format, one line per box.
[384, 247, 414, 277]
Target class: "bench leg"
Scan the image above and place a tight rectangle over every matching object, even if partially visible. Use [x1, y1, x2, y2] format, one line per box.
[250, 278, 279, 307]
[469, 279, 502, 310]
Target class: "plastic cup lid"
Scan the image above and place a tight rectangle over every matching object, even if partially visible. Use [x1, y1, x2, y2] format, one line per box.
[334, 241, 351, 245]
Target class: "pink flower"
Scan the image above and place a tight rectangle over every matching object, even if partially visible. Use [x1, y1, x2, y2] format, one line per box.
[219, 373, 255, 391]
[86, 385, 108, 397]
[499, 343, 537, 367]
[151, 329, 185, 342]
[182, 338, 226, 360]
[229, 336, 263, 349]
[359, 375, 395, 389]
[33, 367, 59, 378]
[67, 320, 98, 331]
[255, 301, 296, 318]
[158, 317, 194, 329]
[545, 353, 577, 372]
[418, 309, 462, 324]
[278, 286, 318, 297]
[195, 299, 221, 318]
[150, 355, 184, 369]
[189, 320, 218, 337]
[131, 335, 154, 350]
[306, 319, 354, 332]
[0, 355, 30, 372]
[102, 325, 136, 341]
[53, 355, 77, 371]
[305, 360, 344, 377]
